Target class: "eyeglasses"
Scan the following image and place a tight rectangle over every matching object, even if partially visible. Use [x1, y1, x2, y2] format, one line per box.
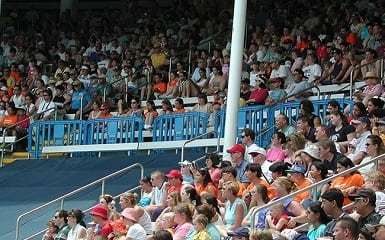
[366, 143, 374, 146]
[131, 101, 137, 104]
[354, 197, 365, 203]
[67, 215, 74, 218]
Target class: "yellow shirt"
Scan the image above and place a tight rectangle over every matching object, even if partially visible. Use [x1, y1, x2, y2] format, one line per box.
[193, 230, 211, 240]
[151, 53, 167, 69]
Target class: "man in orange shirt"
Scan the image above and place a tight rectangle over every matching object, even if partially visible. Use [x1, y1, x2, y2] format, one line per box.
[287, 164, 312, 204]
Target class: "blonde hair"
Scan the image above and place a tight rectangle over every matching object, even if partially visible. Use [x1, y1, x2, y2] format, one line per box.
[193, 214, 209, 227]
[121, 192, 138, 206]
[250, 229, 273, 240]
[274, 177, 297, 193]
[225, 181, 240, 196]
[168, 191, 182, 208]
[367, 171, 385, 190]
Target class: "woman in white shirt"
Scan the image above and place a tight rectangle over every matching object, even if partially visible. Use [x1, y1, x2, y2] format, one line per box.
[119, 192, 153, 234]
[67, 209, 86, 240]
[121, 208, 146, 240]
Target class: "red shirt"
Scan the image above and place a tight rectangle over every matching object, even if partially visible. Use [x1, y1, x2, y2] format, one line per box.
[98, 221, 113, 237]
[248, 88, 268, 104]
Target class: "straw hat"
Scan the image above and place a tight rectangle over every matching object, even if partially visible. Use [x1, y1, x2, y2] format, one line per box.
[364, 71, 379, 80]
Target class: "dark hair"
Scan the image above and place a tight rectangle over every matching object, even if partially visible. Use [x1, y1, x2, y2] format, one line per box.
[308, 201, 330, 224]
[56, 210, 68, 224]
[69, 209, 86, 227]
[202, 194, 220, 214]
[337, 157, 355, 169]
[359, 229, 374, 240]
[44, 89, 53, 98]
[297, 115, 312, 126]
[328, 100, 340, 110]
[153, 230, 173, 240]
[321, 188, 344, 208]
[184, 186, 202, 206]
[221, 166, 237, 178]
[330, 111, 348, 125]
[220, 161, 232, 169]
[206, 153, 220, 167]
[243, 128, 256, 141]
[301, 99, 314, 114]
[246, 163, 262, 178]
[197, 93, 208, 104]
[274, 131, 287, 144]
[336, 217, 359, 239]
[146, 100, 156, 110]
[197, 168, 213, 187]
[318, 139, 337, 154]
[353, 102, 368, 117]
[161, 99, 173, 111]
[140, 176, 152, 185]
[368, 97, 384, 109]
[311, 161, 328, 179]
[175, 97, 184, 106]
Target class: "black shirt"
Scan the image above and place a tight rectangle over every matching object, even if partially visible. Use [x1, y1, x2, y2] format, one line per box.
[330, 124, 355, 142]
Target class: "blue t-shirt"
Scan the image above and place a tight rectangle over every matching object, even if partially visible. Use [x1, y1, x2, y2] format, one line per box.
[71, 90, 91, 111]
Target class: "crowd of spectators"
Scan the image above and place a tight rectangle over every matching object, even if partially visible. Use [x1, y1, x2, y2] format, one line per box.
[6, 0, 385, 239]
[3, 0, 385, 135]
[43, 121, 385, 240]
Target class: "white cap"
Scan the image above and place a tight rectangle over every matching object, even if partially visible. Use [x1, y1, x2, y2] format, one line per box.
[248, 145, 266, 156]
[178, 160, 192, 166]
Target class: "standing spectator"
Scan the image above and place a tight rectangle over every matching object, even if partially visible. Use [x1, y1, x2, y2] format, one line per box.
[144, 100, 158, 129]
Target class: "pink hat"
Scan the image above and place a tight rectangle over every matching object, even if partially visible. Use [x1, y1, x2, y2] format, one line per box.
[121, 208, 138, 222]
[90, 204, 108, 220]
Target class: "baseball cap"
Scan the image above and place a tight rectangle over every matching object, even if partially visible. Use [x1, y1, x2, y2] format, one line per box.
[248, 145, 266, 156]
[226, 144, 245, 154]
[351, 116, 370, 125]
[166, 169, 182, 179]
[286, 164, 306, 174]
[227, 227, 249, 237]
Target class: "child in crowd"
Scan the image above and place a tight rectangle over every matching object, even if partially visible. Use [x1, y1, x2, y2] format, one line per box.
[266, 203, 289, 231]
[192, 214, 211, 240]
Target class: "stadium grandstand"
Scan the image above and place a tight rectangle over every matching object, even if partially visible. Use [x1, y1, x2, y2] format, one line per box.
[1, 0, 385, 240]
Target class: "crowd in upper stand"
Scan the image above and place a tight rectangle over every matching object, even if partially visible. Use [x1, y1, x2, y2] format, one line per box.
[4, 0, 385, 239]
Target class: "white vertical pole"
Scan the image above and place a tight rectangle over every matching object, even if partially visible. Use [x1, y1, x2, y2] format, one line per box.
[222, 0, 247, 160]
